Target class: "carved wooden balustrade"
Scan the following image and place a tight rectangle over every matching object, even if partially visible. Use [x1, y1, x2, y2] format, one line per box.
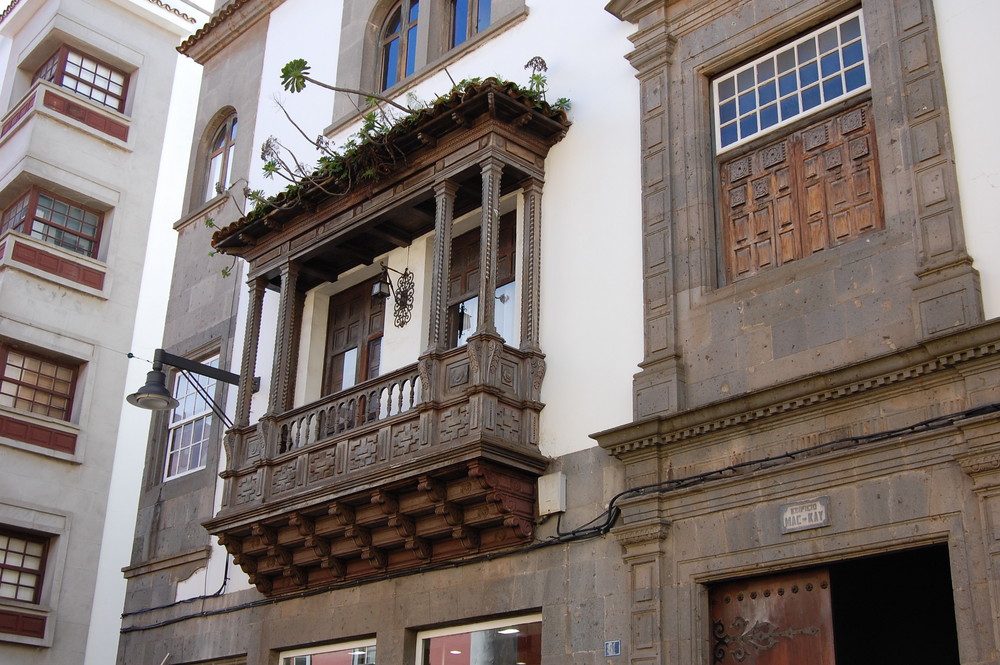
[275, 365, 422, 454]
[208, 334, 548, 595]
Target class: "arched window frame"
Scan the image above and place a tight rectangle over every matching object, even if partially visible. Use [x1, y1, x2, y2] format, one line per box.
[205, 113, 238, 201]
[379, 0, 420, 91]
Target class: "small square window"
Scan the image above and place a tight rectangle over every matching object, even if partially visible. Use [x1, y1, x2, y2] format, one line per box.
[33, 46, 129, 113]
[713, 10, 870, 152]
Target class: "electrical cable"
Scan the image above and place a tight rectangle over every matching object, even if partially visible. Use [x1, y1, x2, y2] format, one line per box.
[120, 401, 1000, 633]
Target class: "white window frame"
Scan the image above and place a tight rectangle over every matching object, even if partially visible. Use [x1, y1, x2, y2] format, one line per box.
[713, 9, 871, 153]
[163, 355, 219, 480]
[416, 614, 542, 665]
[279, 637, 377, 665]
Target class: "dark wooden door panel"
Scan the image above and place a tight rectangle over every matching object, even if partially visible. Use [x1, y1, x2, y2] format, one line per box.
[709, 569, 835, 665]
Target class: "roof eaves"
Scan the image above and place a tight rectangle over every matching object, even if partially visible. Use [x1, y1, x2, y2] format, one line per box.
[178, 0, 284, 63]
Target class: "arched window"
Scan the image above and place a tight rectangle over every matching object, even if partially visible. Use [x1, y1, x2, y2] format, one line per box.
[380, 0, 419, 90]
[205, 114, 238, 200]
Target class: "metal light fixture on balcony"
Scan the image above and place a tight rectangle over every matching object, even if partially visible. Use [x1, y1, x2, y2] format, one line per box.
[371, 261, 414, 328]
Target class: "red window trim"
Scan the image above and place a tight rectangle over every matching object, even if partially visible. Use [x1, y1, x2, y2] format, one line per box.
[33, 45, 129, 114]
[1, 187, 104, 259]
[0, 342, 79, 423]
[0, 526, 49, 605]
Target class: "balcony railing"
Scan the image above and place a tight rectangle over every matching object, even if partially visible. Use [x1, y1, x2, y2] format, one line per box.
[275, 364, 422, 454]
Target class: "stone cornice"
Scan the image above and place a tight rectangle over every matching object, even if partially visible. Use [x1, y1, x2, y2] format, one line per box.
[122, 546, 212, 578]
[595, 320, 1000, 457]
[179, 0, 285, 63]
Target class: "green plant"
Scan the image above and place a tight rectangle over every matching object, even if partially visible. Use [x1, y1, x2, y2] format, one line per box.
[236, 58, 570, 226]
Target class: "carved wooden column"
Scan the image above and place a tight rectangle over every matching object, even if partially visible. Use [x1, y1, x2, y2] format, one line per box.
[426, 180, 458, 354]
[235, 276, 267, 428]
[476, 157, 503, 335]
[519, 177, 543, 353]
[267, 260, 301, 415]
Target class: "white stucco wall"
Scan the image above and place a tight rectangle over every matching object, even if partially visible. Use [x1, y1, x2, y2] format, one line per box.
[244, 0, 642, 459]
[933, 0, 1000, 318]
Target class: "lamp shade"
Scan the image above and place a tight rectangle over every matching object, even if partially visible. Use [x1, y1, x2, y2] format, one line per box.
[127, 369, 179, 411]
[371, 278, 392, 299]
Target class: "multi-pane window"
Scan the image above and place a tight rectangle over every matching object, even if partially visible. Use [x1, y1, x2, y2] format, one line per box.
[418, 616, 542, 665]
[280, 639, 376, 665]
[714, 12, 882, 283]
[714, 10, 869, 152]
[0, 344, 77, 421]
[380, 0, 419, 90]
[206, 114, 238, 200]
[0, 528, 47, 604]
[448, 214, 516, 347]
[451, 0, 491, 47]
[164, 356, 218, 480]
[33, 46, 129, 113]
[0, 188, 103, 258]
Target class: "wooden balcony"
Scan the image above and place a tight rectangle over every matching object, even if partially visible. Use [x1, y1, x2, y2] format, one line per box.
[206, 336, 548, 595]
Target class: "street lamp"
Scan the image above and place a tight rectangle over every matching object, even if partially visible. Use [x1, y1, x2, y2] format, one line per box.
[127, 349, 256, 428]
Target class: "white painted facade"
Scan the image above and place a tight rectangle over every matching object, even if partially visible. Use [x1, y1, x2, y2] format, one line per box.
[932, 0, 1000, 317]
[0, 0, 209, 662]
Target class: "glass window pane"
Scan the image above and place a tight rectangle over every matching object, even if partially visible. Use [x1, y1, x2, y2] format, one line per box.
[818, 28, 839, 54]
[844, 64, 867, 92]
[841, 16, 861, 42]
[799, 61, 819, 86]
[720, 123, 738, 148]
[779, 95, 800, 121]
[476, 0, 491, 33]
[405, 25, 418, 76]
[822, 76, 843, 101]
[341, 347, 358, 390]
[383, 39, 400, 89]
[801, 84, 821, 111]
[777, 48, 796, 73]
[719, 100, 737, 124]
[758, 81, 777, 105]
[756, 59, 775, 82]
[452, 0, 469, 46]
[842, 41, 864, 67]
[718, 77, 735, 101]
[739, 113, 758, 138]
[797, 39, 817, 63]
[737, 68, 755, 92]
[820, 51, 841, 78]
[738, 90, 756, 115]
[778, 72, 798, 97]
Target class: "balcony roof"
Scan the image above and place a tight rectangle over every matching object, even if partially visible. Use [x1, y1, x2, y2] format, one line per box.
[210, 78, 569, 280]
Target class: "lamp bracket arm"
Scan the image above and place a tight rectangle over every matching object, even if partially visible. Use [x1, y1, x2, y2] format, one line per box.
[155, 349, 259, 391]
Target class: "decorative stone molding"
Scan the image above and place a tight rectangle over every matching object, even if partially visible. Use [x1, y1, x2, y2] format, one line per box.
[598, 324, 1000, 457]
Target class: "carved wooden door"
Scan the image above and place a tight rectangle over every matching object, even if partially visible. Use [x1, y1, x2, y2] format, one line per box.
[709, 569, 835, 665]
[324, 278, 384, 395]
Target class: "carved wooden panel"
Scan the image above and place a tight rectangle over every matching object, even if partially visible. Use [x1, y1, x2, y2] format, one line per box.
[721, 101, 882, 282]
[710, 569, 834, 665]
